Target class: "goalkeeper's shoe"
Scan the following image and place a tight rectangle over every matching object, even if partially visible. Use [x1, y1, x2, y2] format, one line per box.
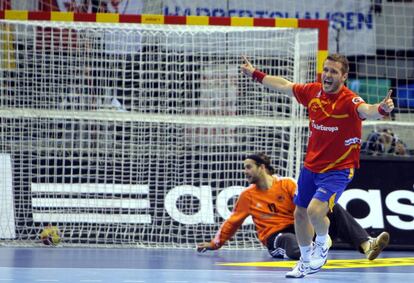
[365, 232, 390, 260]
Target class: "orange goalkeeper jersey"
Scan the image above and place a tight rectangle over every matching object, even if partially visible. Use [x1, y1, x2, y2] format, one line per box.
[212, 176, 296, 248]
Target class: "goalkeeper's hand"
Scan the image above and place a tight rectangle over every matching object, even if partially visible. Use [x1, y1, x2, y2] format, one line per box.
[196, 242, 217, 253]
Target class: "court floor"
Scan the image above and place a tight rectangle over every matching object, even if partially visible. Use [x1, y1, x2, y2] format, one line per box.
[0, 246, 413, 283]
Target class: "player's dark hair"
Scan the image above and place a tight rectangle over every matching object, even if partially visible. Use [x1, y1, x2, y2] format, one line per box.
[326, 53, 349, 75]
[246, 153, 275, 175]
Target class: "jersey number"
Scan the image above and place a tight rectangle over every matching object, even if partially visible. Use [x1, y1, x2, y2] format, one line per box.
[268, 203, 278, 213]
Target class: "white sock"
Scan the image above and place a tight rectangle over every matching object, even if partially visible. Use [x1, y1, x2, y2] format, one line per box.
[299, 245, 312, 262]
[315, 234, 328, 246]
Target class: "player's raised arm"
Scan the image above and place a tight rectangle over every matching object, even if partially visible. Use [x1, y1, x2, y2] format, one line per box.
[357, 89, 395, 120]
[241, 55, 294, 95]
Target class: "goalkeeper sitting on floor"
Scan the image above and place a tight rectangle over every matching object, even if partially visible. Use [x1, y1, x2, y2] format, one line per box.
[197, 153, 389, 260]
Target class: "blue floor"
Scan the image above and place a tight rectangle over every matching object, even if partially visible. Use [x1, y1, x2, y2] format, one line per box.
[0, 247, 413, 282]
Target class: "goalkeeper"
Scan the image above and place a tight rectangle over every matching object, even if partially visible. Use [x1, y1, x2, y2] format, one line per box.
[197, 153, 389, 261]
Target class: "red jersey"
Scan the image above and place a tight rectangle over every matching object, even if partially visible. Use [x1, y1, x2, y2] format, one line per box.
[293, 83, 365, 173]
[211, 176, 296, 248]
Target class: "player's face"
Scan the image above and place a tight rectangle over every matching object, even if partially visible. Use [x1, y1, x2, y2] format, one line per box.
[322, 59, 348, 94]
[243, 159, 264, 184]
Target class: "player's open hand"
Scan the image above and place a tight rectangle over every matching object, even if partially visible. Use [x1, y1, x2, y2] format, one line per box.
[196, 242, 215, 253]
[379, 89, 394, 113]
[241, 55, 255, 77]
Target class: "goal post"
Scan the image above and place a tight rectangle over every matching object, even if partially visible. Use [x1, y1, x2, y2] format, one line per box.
[0, 12, 324, 248]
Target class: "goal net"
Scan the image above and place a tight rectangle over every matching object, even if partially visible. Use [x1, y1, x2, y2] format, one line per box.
[0, 19, 317, 247]
[224, 0, 414, 154]
[4, 1, 413, 150]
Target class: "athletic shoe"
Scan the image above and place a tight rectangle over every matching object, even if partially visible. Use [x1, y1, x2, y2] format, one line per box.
[285, 258, 310, 278]
[309, 235, 332, 273]
[365, 232, 390, 260]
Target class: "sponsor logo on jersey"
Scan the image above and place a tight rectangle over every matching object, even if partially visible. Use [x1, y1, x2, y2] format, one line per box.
[311, 121, 339, 132]
[344, 137, 361, 146]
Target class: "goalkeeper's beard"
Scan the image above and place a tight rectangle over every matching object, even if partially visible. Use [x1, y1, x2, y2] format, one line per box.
[246, 175, 259, 185]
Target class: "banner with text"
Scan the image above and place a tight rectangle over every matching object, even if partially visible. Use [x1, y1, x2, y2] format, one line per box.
[38, 0, 143, 13]
[163, 0, 376, 56]
[343, 157, 414, 248]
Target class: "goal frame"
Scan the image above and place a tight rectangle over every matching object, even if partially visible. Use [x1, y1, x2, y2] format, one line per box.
[0, 10, 329, 81]
[0, 10, 327, 247]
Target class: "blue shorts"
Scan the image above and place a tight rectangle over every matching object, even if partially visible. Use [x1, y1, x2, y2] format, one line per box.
[293, 167, 354, 209]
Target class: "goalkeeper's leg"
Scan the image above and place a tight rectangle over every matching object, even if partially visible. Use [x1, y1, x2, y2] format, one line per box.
[328, 204, 389, 260]
[266, 226, 300, 260]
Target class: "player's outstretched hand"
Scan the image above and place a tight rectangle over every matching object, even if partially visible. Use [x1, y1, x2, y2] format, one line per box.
[241, 55, 255, 77]
[196, 242, 215, 253]
[379, 89, 394, 113]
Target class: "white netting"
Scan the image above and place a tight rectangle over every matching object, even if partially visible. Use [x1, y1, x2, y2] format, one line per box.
[3, 0, 413, 149]
[166, 0, 414, 151]
[0, 19, 317, 247]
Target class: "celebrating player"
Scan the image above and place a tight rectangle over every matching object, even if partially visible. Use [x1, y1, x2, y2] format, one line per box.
[197, 153, 389, 263]
[240, 54, 394, 278]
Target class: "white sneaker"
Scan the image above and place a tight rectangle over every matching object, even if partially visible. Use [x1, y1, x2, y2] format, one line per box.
[309, 235, 332, 274]
[285, 258, 310, 278]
